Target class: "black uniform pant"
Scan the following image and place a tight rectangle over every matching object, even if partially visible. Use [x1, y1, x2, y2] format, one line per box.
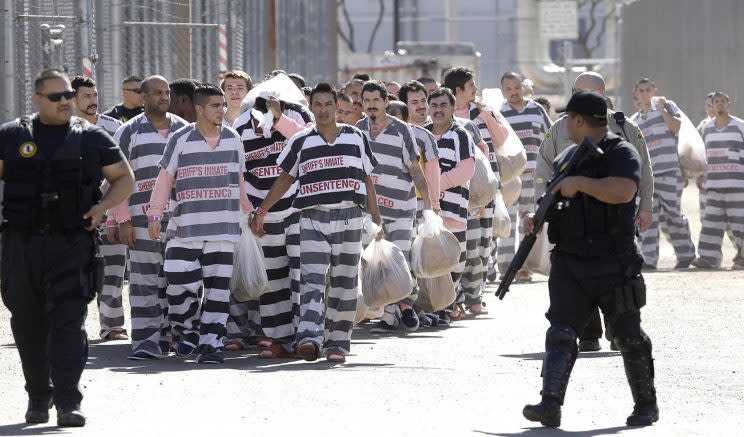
[0, 228, 95, 410]
[546, 251, 644, 339]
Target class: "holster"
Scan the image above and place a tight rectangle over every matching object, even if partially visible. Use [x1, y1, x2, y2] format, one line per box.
[613, 273, 646, 314]
[88, 232, 104, 295]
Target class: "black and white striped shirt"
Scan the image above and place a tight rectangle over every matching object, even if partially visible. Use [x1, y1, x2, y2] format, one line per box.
[278, 124, 378, 210]
[233, 106, 312, 219]
[96, 113, 123, 137]
[356, 116, 420, 220]
[702, 116, 744, 192]
[159, 124, 245, 242]
[500, 99, 551, 172]
[114, 112, 188, 226]
[631, 101, 682, 175]
[425, 122, 475, 224]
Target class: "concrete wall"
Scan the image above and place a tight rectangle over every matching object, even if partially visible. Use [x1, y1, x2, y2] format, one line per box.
[621, 0, 744, 121]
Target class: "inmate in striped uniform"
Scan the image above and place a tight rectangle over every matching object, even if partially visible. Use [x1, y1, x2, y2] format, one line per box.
[499, 99, 551, 273]
[456, 104, 503, 303]
[229, 105, 312, 351]
[95, 114, 128, 338]
[357, 116, 420, 315]
[157, 124, 247, 358]
[631, 101, 696, 267]
[425, 121, 475, 289]
[113, 112, 187, 358]
[698, 117, 744, 267]
[278, 124, 378, 355]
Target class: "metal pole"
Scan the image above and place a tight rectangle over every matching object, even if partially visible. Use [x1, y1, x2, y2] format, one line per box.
[265, 0, 277, 73]
[1, 0, 17, 120]
[110, 0, 122, 104]
[77, 0, 91, 75]
[615, 2, 623, 110]
[393, 0, 400, 51]
[328, 0, 338, 84]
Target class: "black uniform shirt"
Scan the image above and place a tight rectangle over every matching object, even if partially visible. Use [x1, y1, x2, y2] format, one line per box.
[103, 104, 143, 123]
[0, 118, 126, 186]
[595, 132, 642, 187]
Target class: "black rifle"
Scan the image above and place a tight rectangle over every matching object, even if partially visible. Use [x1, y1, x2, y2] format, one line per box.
[496, 137, 604, 300]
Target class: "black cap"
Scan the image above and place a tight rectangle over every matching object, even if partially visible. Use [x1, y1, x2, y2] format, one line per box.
[555, 91, 607, 121]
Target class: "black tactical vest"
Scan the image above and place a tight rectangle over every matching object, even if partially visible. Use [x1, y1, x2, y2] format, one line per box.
[547, 135, 638, 258]
[2, 115, 100, 231]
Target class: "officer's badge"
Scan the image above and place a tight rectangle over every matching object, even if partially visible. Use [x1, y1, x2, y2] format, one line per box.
[636, 131, 643, 141]
[19, 142, 37, 158]
[545, 130, 552, 140]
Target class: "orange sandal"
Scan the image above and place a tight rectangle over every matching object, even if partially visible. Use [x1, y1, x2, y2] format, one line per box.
[467, 302, 489, 315]
[224, 340, 247, 352]
[326, 351, 346, 363]
[258, 344, 291, 359]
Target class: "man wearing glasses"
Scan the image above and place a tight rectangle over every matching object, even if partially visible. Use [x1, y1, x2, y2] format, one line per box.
[531, 72, 653, 353]
[0, 68, 134, 426]
[104, 75, 144, 123]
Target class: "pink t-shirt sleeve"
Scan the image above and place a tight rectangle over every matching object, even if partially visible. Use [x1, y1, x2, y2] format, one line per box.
[147, 168, 175, 218]
[440, 157, 475, 191]
[479, 110, 508, 147]
[274, 114, 310, 139]
[424, 158, 441, 209]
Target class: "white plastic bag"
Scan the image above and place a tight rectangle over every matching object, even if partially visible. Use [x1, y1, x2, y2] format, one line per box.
[481, 88, 527, 183]
[468, 147, 500, 208]
[492, 190, 511, 238]
[524, 225, 553, 276]
[677, 112, 707, 175]
[501, 176, 522, 207]
[410, 210, 461, 278]
[417, 274, 456, 312]
[230, 217, 269, 302]
[361, 238, 414, 308]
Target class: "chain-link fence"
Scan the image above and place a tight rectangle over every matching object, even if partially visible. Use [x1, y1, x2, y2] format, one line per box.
[0, 0, 337, 121]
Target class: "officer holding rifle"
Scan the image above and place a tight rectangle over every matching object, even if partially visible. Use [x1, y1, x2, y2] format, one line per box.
[519, 91, 659, 428]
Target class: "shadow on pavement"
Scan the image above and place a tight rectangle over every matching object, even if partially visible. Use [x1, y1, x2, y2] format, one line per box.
[472, 425, 629, 436]
[0, 423, 70, 436]
[85, 341, 449, 374]
[500, 351, 620, 361]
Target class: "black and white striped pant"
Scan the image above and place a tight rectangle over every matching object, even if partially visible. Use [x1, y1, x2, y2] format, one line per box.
[296, 207, 362, 355]
[129, 224, 170, 357]
[461, 203, 494, 305]
[698, 190, 744, 267]
[640, 170, 696, 267]
[447, 229, 467, 288]
[97, 233, 127, 338]
[496, 173, 534, 272]
[164, 239, 234, 355]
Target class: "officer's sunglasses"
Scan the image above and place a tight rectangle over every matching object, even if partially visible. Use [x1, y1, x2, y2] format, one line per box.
[36, 90, 76, 102]
[124, 88, 143, 94]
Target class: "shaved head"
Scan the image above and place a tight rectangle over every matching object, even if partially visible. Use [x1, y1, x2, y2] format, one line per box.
[573, 72, 606, 96]
[141, 75, 169, 93]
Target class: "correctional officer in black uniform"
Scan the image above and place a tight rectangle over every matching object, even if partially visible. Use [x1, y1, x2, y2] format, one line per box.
[522, 92, 658, 428]
[0, 68, 134, 427]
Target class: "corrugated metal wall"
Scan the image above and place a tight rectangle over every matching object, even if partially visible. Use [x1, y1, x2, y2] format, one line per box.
[621, 0, 744, 121]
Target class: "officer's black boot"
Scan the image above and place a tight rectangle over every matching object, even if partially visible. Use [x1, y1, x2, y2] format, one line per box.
[25, 398, 53, 424]
[57, 406, 86, 427]
[615, 335, 659, 426]
[523, 325, 578, 428]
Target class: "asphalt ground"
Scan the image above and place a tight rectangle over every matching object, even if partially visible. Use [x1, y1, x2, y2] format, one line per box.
[1, 184, 742, 436]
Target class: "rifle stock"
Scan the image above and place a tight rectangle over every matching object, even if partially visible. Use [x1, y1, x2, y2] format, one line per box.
[496, 137, 603, 300]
